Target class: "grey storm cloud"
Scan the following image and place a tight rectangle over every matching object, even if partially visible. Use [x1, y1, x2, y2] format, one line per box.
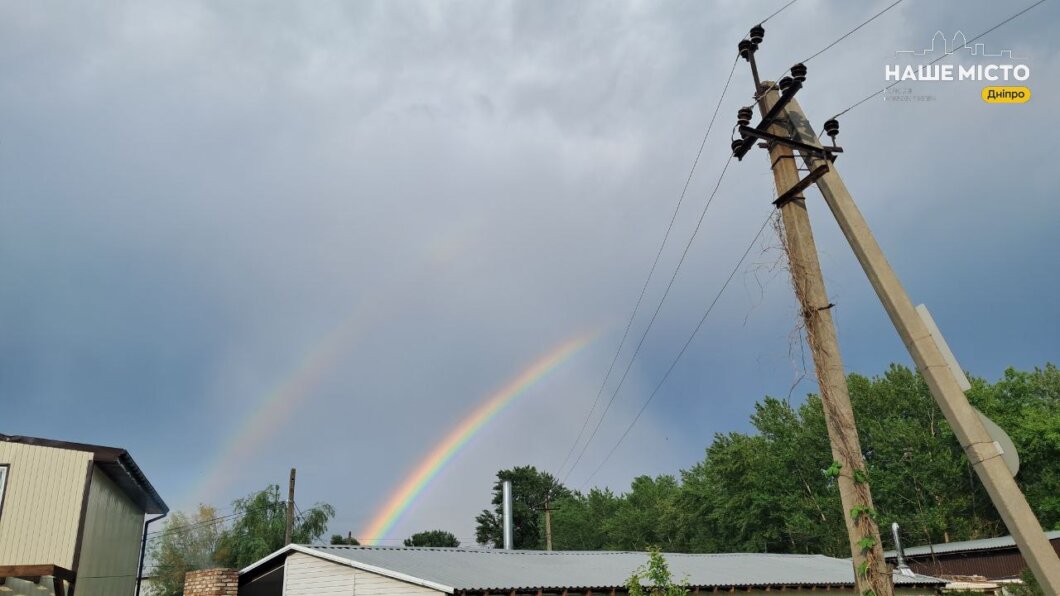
[1, 0, 1057, 543]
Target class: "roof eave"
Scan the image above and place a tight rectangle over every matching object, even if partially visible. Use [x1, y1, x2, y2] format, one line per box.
[240, 545, 456, 594]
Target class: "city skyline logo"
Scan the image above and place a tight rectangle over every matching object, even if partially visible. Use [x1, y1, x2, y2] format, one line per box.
[895, 30, 1025, 60]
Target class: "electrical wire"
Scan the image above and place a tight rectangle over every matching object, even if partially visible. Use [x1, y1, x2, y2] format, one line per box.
[802, 0, 905, 64]
[561, 152, 737, 484]
[146, 510, 243, 538]
[827, 0, 1046, 121]
[755, 0, 907, 100]
[147, 502, 325, 540]
[579, 210, 776, 487]
[758, 0, 800, 25]
[555, 54, 741, 479]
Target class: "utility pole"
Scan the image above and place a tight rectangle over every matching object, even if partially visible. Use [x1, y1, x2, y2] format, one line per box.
[732, 26, 892, 596]
[776, 94, 1060, 594]
[750, 89, 893, 596]
[731, 24, 1060, 593]
[544, 494, 554, 551]
[285, 468, 296, 546]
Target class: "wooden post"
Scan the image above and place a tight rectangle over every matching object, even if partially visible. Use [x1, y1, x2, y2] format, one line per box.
[544, 495, 554, 551]
[780, 94, 1060, 594]
[285, 468, 296, 546]
[755, 85, 893, 596]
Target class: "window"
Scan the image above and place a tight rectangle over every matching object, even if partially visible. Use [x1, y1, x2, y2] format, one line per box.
[0, 465, 7, 517]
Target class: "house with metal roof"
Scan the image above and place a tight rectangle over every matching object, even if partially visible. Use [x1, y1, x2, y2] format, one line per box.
[0, 434, 168, 596]
[886, 530, 1060, 582]
[237, 545, 944, 596]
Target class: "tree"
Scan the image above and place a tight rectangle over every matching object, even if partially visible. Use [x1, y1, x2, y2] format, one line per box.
[218, 484, 335, 568]
[146, 505, 227, 596]
[625, 547, 688, 596]
[482, 364, 1059, 557]
[550, 488, 620, 550]
[330, 533, 360, 545]
[605, 476, 682, 551]
[475, 466, 570, 549]
[404, 530, 460, 547]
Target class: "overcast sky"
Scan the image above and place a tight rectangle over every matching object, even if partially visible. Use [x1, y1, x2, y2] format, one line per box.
[2, 0, 1057, 547]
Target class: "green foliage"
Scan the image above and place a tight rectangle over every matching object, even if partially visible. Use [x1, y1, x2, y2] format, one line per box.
[147, 505, 227, 596]
[330, 534, 360, 545]
[218, 484, 335, 568]
[148, 487, 335, 595]
[856, 559, 869, 578]
[475, 466, 570, 548]
[404, 529, 460, 547]
[626, 548, 688, 596]
[489, 364, 1060, 557]
[849, 505, 878, 526]
[852, 468, 869, 484]
[549, 488, 621, 550]
[855, 536, 875, 551]
[1008, 568, 1045, 596]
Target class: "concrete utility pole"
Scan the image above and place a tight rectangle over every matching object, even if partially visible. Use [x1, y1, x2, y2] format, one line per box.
[777, 95, 1060, 594]
[285, 468, 296, 546]
[754, 86, 893, 596]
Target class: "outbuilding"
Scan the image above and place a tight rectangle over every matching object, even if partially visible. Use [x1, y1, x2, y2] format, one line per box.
[886, 530, 1060, 582]
[0, 434, 168, 596]
[234, 545, 944, 596]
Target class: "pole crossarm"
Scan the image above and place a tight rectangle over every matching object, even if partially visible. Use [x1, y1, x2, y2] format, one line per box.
[773, 164, 830, 207]
[737, 125, 841, 160]
[733, 81, 802, 160]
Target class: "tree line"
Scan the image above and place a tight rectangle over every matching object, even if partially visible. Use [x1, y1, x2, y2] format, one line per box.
[475, 364, 1060, 555]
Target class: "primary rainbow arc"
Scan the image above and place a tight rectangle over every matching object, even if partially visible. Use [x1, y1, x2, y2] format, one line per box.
[359, 332, 596, 544]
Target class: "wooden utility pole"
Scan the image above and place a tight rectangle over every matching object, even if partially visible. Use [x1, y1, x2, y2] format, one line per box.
[544, 495, 554, 551]
[754, 85, 892, 596]
[285, 468, 296, 546]
[777, 95, 1060, 594]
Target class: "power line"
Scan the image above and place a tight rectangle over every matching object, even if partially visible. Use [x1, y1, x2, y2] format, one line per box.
[802, 0, 905, 64]
[756, 0, 907, 100]
[555, 54, 741, 479]
[828, 0, 1046, 121]
[579, 210, 776, 488]
[759, 0, 801, 25]
[146, 511, 242, 538]
[557, 0, 805, 488]
[147, 501, 326, 540]
[562, 152, 737, 484]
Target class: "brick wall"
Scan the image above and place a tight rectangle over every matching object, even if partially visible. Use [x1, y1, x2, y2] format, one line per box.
[184, 568, 240, 596]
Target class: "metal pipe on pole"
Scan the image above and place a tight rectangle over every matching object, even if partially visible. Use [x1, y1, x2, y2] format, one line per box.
[502, 480, 514, 550]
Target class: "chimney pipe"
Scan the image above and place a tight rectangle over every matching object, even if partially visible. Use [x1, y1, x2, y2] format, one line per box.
[502, 480, 514, 550]
[891, 522, 914, 577]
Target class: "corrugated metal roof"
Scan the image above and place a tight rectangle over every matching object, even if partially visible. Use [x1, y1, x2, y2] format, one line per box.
[287, 545, 942, 591]
[886, 530, 1060, 558]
